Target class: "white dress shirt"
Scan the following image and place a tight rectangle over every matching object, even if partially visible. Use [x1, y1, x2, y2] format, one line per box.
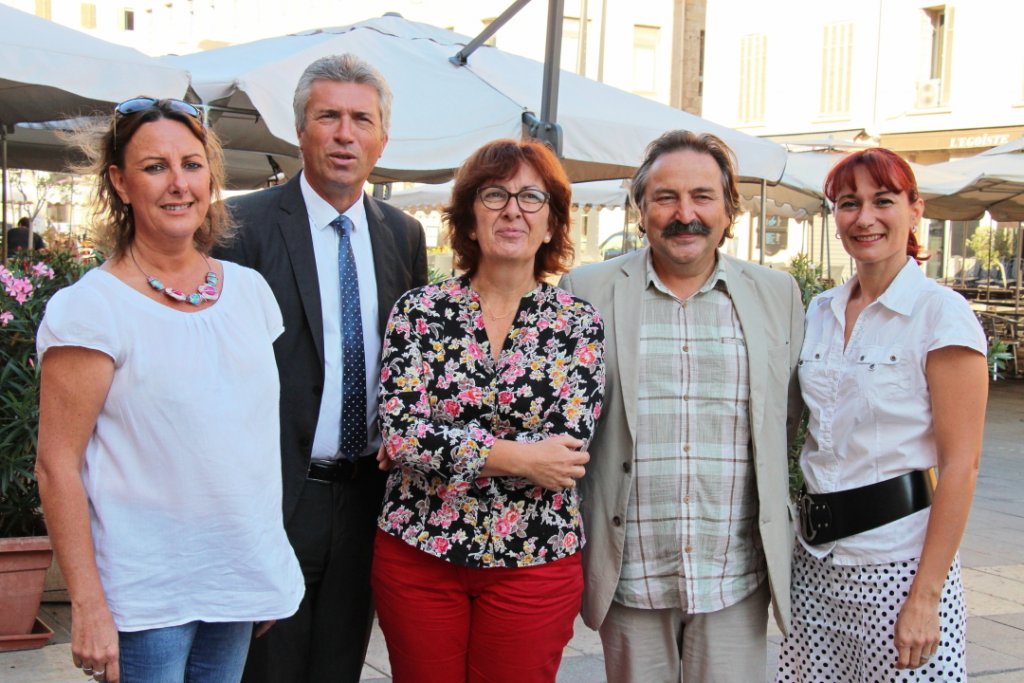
[797, 258, 986, 565]
[301, 173, 381, 461]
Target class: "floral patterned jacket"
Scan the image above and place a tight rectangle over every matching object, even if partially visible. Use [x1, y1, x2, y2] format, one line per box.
[377, 276, 605, 568]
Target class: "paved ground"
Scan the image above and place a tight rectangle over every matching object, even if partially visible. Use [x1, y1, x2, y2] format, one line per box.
[4, 380, 1023, 682]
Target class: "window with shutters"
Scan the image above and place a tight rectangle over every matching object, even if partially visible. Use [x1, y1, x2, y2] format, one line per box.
[632, 25, 659, 97]
[820, 22, 853, 117]
[81, 3, 97, 29]
[916, 6, 954, 108]
[563, 17, 581, 73]
[738, 34, 766, 124]
[122, 8, 135, 31]
[35, 0, 51, 19]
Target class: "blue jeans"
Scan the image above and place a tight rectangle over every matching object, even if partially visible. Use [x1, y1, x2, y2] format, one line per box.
[118, 621, 253, 683]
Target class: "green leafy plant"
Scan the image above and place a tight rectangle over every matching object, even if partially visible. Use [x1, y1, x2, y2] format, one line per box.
[987, 338, 1016, 382]
[428, 266, 451, 284]
[967, 225, 1014, 271]
[787, 252, 831, 308]
[0, 249, 94, 537]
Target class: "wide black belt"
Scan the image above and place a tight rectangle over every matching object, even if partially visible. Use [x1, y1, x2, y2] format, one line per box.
[798, 470, 935, 545]
[306, 456, 376, 483]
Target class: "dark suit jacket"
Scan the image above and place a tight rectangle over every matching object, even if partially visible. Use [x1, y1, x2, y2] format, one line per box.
[215, 174, 428, 523]
[6, 227, 45, 257]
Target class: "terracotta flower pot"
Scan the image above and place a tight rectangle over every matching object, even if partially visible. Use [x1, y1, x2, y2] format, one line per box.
[0, 536, 53, 636]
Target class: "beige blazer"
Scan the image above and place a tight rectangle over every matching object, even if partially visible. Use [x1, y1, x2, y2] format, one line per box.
[559, 248, 803, 636]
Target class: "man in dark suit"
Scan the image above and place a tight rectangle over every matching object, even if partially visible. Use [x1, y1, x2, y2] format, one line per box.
[216, 53, 427, 683]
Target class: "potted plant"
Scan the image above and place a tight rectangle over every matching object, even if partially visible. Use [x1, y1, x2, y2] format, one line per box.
[0, 248, 93, 650]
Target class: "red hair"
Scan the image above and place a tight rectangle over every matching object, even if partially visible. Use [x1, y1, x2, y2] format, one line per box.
[824, 148, 925, 263]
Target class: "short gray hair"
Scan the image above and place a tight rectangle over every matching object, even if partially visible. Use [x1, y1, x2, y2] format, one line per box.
[293, 53, 393, 134]
[630, 130, 741, 237]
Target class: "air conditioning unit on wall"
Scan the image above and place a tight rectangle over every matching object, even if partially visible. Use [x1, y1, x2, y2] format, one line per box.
[915, 78, 942, 109]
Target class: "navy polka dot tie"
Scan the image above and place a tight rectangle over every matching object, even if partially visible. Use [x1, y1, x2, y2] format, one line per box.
[332, 215, 367, 460]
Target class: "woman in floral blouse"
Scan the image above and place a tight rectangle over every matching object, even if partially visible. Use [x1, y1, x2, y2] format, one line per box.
[371, 139, 605, 683]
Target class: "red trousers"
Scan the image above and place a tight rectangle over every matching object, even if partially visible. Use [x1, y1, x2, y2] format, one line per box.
[371, 529, 583, 683]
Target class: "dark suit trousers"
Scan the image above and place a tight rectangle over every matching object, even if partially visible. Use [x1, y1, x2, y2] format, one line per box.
[242, 465, 388, 683]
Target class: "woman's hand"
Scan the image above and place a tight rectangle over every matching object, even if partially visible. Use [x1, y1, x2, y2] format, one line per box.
[254, 620, 277, 638]
[376, 443, 394, 472]
[71, 600, 119, 682]
[893, 590, 940, 669]
[520, 435, 590, 491]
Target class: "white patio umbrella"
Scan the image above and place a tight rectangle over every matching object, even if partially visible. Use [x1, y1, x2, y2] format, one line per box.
[740, 149, 960, 221]
[164, 14, 786, 185]
[0, 5, 190, 125]
[2, 122, 302, 190]
[920, 146, 1024, 311]
[0, 4, 190, 253]
[386, 178, 630, 213]
[921, 152, 1024, 222]
[979, 136, 1024, 156]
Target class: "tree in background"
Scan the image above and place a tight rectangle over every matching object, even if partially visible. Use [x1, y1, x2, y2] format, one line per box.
[967, 224, 1014, 271]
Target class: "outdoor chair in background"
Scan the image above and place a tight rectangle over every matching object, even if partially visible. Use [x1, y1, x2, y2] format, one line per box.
[978, 311, 1021, 377]
[976, 262, 1008, 289]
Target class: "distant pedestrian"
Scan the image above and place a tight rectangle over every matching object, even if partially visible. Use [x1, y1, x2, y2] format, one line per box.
[777, 148, 988, 682]
[6, 216, 46, 256]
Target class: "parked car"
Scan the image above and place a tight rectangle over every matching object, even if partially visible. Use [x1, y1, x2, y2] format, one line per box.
[599, 231, 643, 260]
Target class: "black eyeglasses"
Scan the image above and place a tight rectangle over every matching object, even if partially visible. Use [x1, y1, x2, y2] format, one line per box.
[114, 97, 204, 123]
[477, 186, 550, 213]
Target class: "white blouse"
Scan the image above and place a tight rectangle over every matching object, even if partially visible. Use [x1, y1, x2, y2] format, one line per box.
[37, 262, 304, 631]
[797, 258, 986, 565]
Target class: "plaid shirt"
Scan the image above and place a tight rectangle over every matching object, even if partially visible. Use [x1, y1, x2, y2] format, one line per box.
[613, 253, 766, 613]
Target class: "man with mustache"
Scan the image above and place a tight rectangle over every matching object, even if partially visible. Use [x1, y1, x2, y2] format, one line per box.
[560, 130, 803, 682]
[217, 54, 427, 682]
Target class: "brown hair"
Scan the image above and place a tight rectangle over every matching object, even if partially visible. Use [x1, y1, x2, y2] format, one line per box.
[824, 148, 924, 263]
[73, 99, 232, 257]
[444, 139, 574, 279]
[630, 130, 741, 244]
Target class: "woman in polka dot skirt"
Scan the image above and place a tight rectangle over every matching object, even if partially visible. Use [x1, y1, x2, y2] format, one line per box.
[776, 148, 988, 683]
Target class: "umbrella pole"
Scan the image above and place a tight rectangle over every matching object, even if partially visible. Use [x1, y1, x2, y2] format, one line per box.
[2, 124, 8, 265]
[987, 221, 995, 304]
[819, 202, 827, 270]
[758, 179, 767, 265]
[825, 212, 832, 282]
[1016, 221, 1022, 316]
[541, 0, 565, 126]
[960, 223, 967, 289]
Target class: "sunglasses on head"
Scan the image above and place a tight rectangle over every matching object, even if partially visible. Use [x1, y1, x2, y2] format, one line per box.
[114, 97, 204, 122]
[112, 98, 206, 152]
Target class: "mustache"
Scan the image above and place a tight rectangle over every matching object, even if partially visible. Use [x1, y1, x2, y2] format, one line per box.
[661, 220, 712, 237]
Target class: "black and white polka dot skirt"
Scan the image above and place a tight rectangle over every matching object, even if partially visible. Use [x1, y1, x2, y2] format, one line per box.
[776, 543, 966, 683]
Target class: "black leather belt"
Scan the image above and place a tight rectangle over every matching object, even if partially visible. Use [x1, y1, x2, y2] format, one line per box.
[306, 457, 376, 483]
[798, 469, 935, 545]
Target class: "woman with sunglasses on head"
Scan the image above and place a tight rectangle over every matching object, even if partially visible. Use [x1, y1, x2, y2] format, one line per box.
[776, 148, 988, 682]
[371, 139, 605, 683]
[34, 98, 303, 683]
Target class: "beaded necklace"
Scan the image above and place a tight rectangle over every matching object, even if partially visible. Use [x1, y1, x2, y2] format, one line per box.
[130, 246, 220, 306]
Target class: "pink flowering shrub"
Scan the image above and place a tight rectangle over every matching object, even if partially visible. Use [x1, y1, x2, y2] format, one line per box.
[1, 249, 94, 536]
